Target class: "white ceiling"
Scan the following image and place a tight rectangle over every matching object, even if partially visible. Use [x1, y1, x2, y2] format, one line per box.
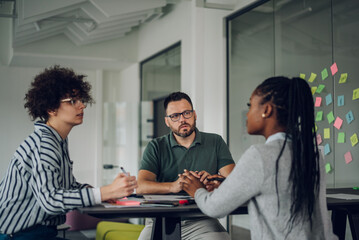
[3, 0, 177, 47]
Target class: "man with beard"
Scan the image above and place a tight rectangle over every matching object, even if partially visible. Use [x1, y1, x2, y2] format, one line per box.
[137, 92, 235, 240]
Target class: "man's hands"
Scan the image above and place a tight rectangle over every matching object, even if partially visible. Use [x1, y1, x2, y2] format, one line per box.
[100, 173, 137, 202]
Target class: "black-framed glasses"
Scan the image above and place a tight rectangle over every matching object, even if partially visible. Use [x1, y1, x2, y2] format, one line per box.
[166, 110, 194, 122]
[61, 98, 87, 107]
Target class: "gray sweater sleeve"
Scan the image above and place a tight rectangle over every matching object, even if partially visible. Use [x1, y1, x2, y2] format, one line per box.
[195, 146, 264, 218]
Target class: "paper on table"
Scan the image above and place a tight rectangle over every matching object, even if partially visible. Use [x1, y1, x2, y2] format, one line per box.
[143, 195, 192, 201]
[327, 194, 359, 200]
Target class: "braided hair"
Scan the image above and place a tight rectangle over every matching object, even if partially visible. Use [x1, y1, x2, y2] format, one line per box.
[254, 76, 320, 233]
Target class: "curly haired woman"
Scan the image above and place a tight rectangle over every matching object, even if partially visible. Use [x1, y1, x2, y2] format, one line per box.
[0, 66, 137, 240]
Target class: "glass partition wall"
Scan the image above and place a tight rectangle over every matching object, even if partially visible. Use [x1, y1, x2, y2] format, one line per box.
[140, 42, 181, 155]
[227, 0, 359, 237]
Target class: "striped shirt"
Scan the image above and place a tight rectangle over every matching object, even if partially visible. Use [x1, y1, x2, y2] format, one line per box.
[0, 122, 95, 235]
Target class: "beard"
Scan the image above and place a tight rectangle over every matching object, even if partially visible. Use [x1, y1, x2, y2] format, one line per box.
[172, 121, 196, 138]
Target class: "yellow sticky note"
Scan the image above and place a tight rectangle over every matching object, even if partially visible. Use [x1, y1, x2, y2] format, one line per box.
[311, 86, 317, 95]
[353, 88, 359, 100]
[324, 128, 330, 139]
[339, 73, 348, 84]
[308, 73, 317, 82]
[300, 73, 306, 80]
[350, 133, 358, 147]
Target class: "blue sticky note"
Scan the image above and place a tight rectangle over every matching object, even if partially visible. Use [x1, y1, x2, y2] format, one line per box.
[346, 110, 354, 124]
[324, 143, 331, 155]
[338, 95, 344, 107]
[326, 94, 333, 106]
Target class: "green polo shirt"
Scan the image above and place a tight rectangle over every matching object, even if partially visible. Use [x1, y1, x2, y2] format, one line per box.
[140, 128, 234, 182]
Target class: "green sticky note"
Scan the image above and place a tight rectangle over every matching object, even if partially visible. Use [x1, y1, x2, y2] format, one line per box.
[300, 73, 306, 80]
[311, 86, 317, 95]
[338, 132, 345, 143]
[321, 68, 328, 80]
[325, 163, 332, 173]
[316, 84, 325, 93]
[308, 73, 317, 82]
[316, 111, 323, 121]
[327, 111, 335, 124]
[339, 73, 348, 84]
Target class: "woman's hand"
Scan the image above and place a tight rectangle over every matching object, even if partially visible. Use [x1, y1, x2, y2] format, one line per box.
[205, 174, 225, 192]
[181, 171, 205, 197]
[100, 172, 137, 202]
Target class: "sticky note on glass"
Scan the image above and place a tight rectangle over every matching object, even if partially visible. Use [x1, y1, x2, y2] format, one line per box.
[316, 84, 325, 93]
[337, 95, 344, 106]
[339, 73, 348, 84]
[321, 68, 328, 80]
[324, 143, 331, 155]
[330, 62, 338, 75]
[324, 128, 330, 139]
[315, 97, 322, 107]
[325, 163, 332, 173]
[308, 73, 317, 82]
[315, 123, 318, 132]
[353, 88, 359, 100]
[334, 117, 343, 130]
[317, 134, 322, 145]
[316, 111, 323, 121]
[346, 110, 354, 124]
[351, 133, 358, 147]
[327, 111, 335, 124]
[326, 94, 333, 105]
[344, 151, 352, 164]
[338, 132, 345, 143]
[311, 87, 317, 95]
[300, 73, 305, 79]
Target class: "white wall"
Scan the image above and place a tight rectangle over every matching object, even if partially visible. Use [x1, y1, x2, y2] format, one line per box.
[0, 65, 101, 187]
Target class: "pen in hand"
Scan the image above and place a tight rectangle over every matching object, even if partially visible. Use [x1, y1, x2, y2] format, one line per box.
[120, 167, 129, 176]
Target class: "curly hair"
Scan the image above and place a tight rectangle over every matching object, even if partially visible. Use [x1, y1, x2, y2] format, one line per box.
[24, 65, 95, 122]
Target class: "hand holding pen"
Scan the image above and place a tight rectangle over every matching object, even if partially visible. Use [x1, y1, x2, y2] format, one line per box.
[100, 166, 137, 201]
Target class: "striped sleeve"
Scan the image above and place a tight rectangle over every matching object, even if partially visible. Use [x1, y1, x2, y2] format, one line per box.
[30, 133, 95, 215]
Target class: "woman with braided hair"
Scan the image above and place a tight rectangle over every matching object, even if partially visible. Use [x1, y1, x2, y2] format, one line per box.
[182, 76, 338, 239]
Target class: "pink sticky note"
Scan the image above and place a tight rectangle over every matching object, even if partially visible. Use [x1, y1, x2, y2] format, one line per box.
[317, 134, 322, 145]
[333, 117, 343, 129]
[315, 97, 322, 107]
[330, 62, 338, 75]
[344, 151, 352, 164]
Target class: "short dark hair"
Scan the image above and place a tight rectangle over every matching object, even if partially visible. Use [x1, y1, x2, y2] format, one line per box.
[164, 92, 193, 111]
[24, 65, 95, 122]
